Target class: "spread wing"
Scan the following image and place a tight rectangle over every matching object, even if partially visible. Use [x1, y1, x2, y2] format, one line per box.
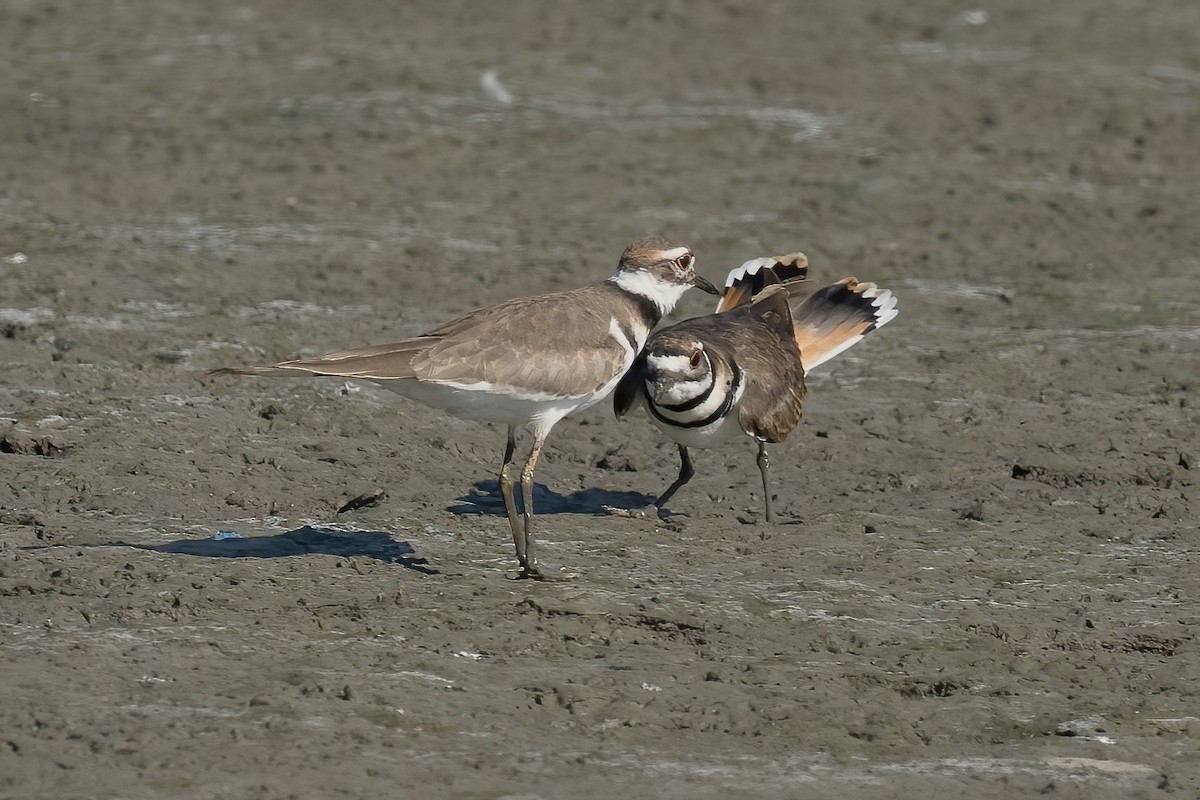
[790, 277, 899, 371]
[714, 253, 809, 313]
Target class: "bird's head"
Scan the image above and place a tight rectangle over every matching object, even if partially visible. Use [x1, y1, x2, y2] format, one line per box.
[610, 237, 719, 314]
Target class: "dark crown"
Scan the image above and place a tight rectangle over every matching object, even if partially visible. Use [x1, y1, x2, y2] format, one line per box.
[619, 236, 679, 269]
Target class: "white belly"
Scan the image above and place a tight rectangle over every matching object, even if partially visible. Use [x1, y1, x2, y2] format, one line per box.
[379, 373, 617, 432]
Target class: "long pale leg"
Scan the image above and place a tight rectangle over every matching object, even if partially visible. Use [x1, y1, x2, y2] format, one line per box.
[605, 443, 695, 520]
[497, 426, 527, 571]
[518, 425, 572, 580]
[756, 441, 775, 523]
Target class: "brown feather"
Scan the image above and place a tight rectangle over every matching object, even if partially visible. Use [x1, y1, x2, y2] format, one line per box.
[713, 283, 753, 315]
[207, 365, 314, 379]
[410, 285, 639, 396]
[660, 287, 807, 443]
[213, 282, 655, 398]
[613, 355, 647, 418]
[789, 277, 897, 371]
[734, 288, 807, 442]
[714, 253, 809, 313]
[266, 339, 434, 380]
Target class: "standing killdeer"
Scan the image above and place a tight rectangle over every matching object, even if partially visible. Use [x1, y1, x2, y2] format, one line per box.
[611, 253, 898, 521]
[210, 237, 719, 579]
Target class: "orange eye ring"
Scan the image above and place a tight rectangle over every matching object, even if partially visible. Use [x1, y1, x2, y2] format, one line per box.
[688, 348, 702, 368]
[674, 254, 694, 271]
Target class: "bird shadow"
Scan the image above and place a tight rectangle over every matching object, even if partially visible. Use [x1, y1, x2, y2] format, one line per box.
[449, 480, 654, 518]
[88, 525, 437, 575]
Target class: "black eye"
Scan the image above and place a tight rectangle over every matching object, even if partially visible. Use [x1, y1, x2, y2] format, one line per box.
[689, 348, 702, 368]
[675, 254, 694, 270]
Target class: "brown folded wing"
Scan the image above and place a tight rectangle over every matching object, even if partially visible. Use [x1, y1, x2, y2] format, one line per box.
[264, 286, 631, 399]
[668, 286, 807, 443]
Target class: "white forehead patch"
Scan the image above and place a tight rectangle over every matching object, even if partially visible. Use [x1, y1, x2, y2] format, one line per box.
[661, 246, 691, 262]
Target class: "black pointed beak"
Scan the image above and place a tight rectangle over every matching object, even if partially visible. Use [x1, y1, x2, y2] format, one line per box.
[691, 274, 720, 295]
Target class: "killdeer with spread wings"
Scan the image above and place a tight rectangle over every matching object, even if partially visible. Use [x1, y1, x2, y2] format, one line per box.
[611, 253, 897, 522]
[211, 237, 719, 579]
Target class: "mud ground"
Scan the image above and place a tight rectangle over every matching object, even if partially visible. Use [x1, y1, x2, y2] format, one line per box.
[2, 1, 1198, 798]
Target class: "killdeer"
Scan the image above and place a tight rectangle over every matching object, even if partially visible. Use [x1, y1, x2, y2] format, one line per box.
[209, 237, 719, 579]
[611, 253, 898, 522]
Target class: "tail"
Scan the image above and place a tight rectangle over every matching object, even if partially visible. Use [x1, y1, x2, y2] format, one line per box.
[206, 339, 434, 382]
[206, 365, 315, 379]
[715, 253, 809, 313]
[790, 278, 898, 371]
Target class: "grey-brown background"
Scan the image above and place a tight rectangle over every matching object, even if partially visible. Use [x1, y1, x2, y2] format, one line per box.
[2, 1, 1197, 798]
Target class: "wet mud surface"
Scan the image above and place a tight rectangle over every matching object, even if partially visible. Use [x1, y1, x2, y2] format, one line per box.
[2, 2, 1198, 797]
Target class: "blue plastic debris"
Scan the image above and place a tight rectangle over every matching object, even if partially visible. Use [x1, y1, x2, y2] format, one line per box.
[213, 530, 243, 541]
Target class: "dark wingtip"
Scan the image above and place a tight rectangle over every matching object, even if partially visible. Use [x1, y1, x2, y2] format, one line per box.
[613, 359, 645, 418]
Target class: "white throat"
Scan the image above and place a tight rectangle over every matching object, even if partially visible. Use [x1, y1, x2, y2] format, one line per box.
[610, 269, 691, 315]
[645, 351, 715, 406]
[653, 374, 712, 407]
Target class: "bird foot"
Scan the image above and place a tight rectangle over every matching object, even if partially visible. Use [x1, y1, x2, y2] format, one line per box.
[515, 564, 578, 582]
[603, 504, 686, 531]
[602, 503, 662, 520]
